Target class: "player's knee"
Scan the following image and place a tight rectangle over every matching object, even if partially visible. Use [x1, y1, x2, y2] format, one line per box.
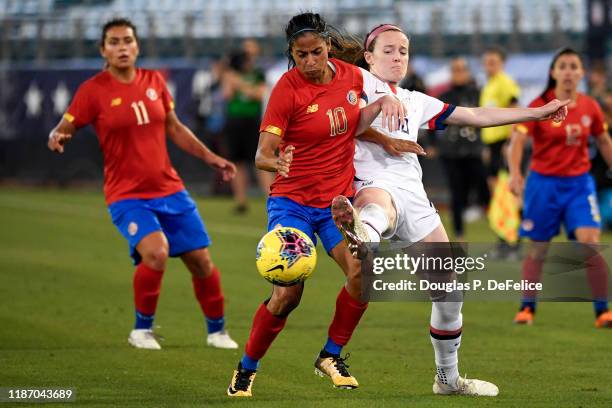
[190, 256, 215, 278]
[143, 245, 169, 270]
[268, 291, 302, 316]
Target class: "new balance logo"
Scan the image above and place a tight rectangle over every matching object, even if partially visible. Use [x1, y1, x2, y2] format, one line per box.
[307, 104, 318, 113]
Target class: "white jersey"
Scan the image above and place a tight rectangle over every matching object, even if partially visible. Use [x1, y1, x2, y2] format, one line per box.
[355, 67, 455, 189]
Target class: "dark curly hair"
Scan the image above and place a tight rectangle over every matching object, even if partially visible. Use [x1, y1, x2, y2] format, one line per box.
[284, 12, 362, 68]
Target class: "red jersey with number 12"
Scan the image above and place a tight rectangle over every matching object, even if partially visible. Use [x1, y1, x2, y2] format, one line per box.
[260, 58, 364, 208]
[515, 90, 607, 176]
[64, 69, 184, 205]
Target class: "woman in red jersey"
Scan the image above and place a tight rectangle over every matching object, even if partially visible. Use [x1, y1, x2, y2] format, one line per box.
[48, 18, 239, 350]
[509, 48, 612, 327]
[227, 12, 406, 397]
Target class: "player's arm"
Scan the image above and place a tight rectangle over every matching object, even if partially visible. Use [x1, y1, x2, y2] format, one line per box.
[165, 110, 236, 181]
[357, 95, 405, 134]
[357, 127, 425, 156]
[594, 131, 612, 170]
[255, 132, 293, 177]
[48, 118, 77, 154]
[444, 99, 569, 127]
[508, 126, 529, 196]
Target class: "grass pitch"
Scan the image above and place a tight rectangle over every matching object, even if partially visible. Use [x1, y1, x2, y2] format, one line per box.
[0, 187, 610, 407]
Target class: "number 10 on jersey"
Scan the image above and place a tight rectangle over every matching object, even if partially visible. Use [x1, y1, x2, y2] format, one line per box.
[326, 107, 347, 136]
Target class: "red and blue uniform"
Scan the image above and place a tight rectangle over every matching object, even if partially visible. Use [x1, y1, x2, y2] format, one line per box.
[64, 68, 210, 263]
[515, 90, 608, 240]
[261, 58, 364, 252]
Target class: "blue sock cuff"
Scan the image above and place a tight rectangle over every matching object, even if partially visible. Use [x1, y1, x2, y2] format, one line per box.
[135, 311, 154, 330]
[206, 316, 225, 334]
[593, 300, 608, 315]
[240, 354, 259, 371]
[520, 300, 537, 312]
[324, 337, 342, 356]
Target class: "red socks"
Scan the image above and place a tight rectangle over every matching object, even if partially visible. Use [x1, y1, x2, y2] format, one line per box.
[586, 252, 609, 301]
[521, 255, 544, 301]
[328, 286, 368, 346]
[244, 303, 287, 360]
[133, 263, 164, 315]
[192, 267, 225, 319]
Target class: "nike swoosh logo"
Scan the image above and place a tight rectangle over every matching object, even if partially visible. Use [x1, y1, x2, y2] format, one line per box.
[374, 91, 387, 94]
[266, 265, 285, 273]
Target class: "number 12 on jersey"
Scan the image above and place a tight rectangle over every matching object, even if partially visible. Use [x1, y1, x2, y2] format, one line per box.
[326, 107, 347, 136]
[131, 101, 150, 125]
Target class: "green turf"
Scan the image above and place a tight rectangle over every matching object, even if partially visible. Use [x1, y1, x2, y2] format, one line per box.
[0, 187, 610, 407]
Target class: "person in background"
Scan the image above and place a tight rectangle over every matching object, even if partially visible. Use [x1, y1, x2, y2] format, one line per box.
[399, 61, 426, 93]
[47, 18, 239, 350]
[438, 57, 490, 240]
[222, 39, 272, 214]
[509, 48, 612, 328]
[480, 45, 521, 259]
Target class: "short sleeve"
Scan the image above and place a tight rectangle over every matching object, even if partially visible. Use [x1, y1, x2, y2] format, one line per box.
[156, 71, 175, 112]
[590, 99, 607, 137]
[64, 82, 98, 128]
[415, 92, 456, 130]
[259, 77, 293, 137]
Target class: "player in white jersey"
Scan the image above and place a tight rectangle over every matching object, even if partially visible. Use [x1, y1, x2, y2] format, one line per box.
[332, 23, 569, 397]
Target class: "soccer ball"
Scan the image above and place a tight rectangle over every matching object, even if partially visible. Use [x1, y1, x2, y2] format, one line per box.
[256, 227, 317, 286]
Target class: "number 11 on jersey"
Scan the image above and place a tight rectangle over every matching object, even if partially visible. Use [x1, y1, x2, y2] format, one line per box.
[131, 101, 150, 125]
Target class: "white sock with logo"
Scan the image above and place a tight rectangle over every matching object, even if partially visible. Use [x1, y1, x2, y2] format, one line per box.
[430, 302, 463, 388]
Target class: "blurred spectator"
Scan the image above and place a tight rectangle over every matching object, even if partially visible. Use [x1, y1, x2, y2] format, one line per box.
[588, 62, 607, 107]
[438, 57, 490, 240]
[480, 45, 521, 259]
[221, 39, 272, 214]
[192, 59, 232, 194]
[399, 62, 426, 93]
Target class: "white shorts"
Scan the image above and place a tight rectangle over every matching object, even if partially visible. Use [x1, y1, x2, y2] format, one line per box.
[354, 178, 441, 242]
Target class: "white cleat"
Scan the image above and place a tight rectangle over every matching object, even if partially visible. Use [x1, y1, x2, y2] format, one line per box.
[128, 329, 162, 350]
[207, 330, 239, 349]
[433, 375, 499, 396]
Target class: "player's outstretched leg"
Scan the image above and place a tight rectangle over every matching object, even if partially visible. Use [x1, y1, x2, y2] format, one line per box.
[430, 302, 498, 397]
[228, 285, 302, 397]
[331, 196, 370, 259]
[314, 243, 368, 389]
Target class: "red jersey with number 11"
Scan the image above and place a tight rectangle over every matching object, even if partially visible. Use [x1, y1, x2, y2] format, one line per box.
[260, 58, 364, 208]
[64, 69, 184, 205]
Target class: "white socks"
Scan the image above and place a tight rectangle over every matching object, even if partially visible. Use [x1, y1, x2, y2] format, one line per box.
[358, 203, 389, 243]
[430, 302, 463, 388]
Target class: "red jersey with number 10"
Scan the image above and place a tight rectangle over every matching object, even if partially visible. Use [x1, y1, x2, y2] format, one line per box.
[260, 58, 364, 208]
[64, 69, 184, 205]
[515, 90, 607, 176]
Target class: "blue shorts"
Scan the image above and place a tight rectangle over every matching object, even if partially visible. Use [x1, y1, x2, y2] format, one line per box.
[520, 171, 601, 241]
[108, 190, 211, 265]
[267, 196, 344, 254]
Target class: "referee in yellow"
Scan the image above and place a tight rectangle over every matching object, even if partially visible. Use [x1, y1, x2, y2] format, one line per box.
[480, 46, 521, 260]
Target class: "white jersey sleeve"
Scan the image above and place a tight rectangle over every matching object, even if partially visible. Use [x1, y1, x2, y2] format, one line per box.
[413, 91, 456, 130]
